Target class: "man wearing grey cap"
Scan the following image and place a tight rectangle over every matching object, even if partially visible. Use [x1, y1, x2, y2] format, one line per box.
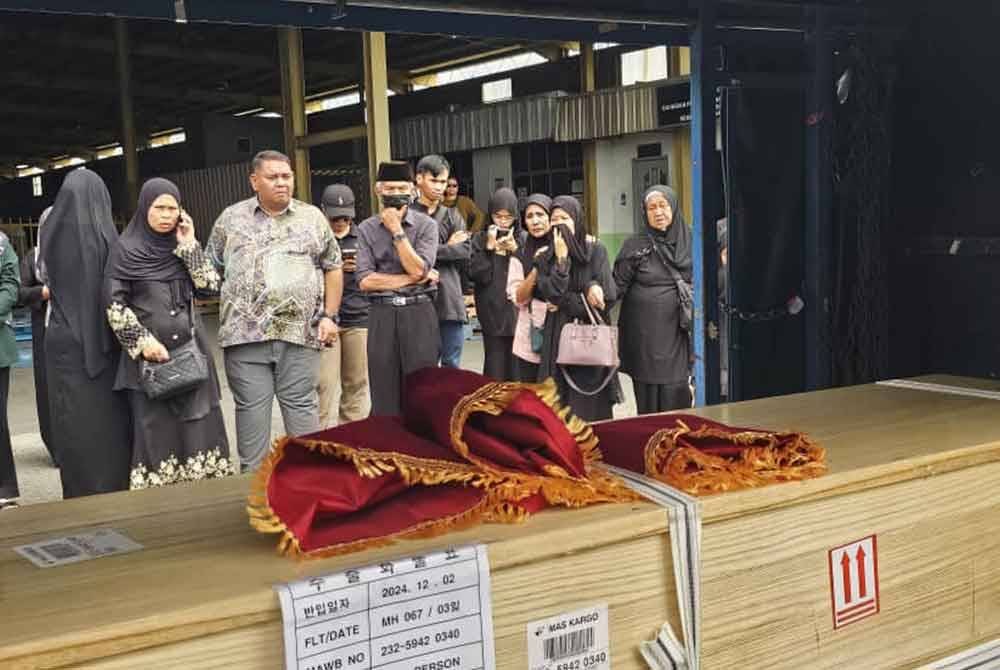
[315, 184, 371, 427]
[356, 161, 440, 416]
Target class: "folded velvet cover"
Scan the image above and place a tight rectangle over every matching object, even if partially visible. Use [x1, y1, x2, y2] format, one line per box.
[591, 413, 827, 496]
[249, 369, 638, 559]
[249, 369, 826, 558]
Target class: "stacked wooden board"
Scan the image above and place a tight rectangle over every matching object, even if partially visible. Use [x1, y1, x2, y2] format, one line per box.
[2, 375, 1000, 669]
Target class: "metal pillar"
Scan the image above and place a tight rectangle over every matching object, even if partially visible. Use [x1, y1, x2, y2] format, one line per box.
[278, 26, 310, 202]
[690, 0, 722, 406]
[363, 31, 392, 212]
[804, 7, 833, 390]
[114, 18, 139, 216]
[580, 43, 598, 235]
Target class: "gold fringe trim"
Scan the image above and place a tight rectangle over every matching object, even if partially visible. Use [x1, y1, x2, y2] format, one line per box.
[642, 420, 828, 496]
[248, 378, 640, 560]
[247, 436, 513, 560]
[447, 377, 640, 508]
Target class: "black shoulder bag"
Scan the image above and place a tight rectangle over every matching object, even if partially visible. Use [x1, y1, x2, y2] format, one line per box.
[647, 236, 693, 333]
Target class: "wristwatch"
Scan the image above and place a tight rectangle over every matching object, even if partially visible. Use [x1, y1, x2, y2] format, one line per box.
[391, 231, 407, 242]
[317, 311, 339, 324]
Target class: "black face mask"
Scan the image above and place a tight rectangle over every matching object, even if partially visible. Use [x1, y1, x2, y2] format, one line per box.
[381, 193, 412, 210]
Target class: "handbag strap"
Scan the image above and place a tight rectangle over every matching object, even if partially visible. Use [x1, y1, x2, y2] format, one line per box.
[560, 364, 619, 397]
[647, 235, 688, 288]
[578, 292, 605, 326]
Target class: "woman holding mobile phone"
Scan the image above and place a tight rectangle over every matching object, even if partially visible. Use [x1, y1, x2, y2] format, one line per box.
[468, 187, 523, 381]
[105, 178, 231, 489]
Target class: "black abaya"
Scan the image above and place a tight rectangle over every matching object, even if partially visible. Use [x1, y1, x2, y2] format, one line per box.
[41, 169, 131, 498]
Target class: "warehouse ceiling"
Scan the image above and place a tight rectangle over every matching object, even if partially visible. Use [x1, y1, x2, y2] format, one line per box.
[0, 0, 917, 173]
[0, 10, 545, 171]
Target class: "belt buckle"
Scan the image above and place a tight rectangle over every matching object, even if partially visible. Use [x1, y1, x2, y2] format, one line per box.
[392, 296, 407, 306]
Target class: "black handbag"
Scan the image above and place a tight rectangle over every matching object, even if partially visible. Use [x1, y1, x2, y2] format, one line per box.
[648, 236, 693, 333]
[139, 299, 209, 400]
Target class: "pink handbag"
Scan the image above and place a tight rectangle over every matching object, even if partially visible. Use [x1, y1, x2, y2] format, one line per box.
[556, 294, 619, 396]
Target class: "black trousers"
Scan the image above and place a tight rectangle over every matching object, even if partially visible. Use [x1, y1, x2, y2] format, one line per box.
[0, 367, 19, 500]
[482, 335, 516, 382]
[367, 301, 440, 416]
[633, 380, 692, 415]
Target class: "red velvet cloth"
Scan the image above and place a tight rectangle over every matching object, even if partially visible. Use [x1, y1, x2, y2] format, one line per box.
[261, 416, 489, 555]
[403, 367, 587, 478]
[592, 413, 826, 495]
[252, 370, 635, 559]
[252, 370, 824, 559]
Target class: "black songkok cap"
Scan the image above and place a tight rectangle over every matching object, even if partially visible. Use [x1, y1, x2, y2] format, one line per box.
[376, 161, 414, 183]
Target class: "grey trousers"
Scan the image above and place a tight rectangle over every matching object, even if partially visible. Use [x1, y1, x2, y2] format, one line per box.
[224, 341, 320, 473]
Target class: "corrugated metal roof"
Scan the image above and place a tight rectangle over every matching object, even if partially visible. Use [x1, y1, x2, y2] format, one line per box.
[554, 82, 660, 142]
[391, 84, 663, 155]
[391, 93, 565, 158]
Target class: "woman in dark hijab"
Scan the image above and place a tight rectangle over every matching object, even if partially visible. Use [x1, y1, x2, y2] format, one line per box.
[506, 193, 556, 383]
[535, 195, 620, 421]
[613, 184, 693, 414]
[40, 168, 131, 498]
[468, 187, 523, 381]
[16, 206, 56, 466]
[105, 178, 230, 489]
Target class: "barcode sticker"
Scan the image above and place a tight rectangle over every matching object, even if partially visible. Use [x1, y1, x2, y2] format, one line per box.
[14, 529, 143, 568]
[527, 604, 610, 670]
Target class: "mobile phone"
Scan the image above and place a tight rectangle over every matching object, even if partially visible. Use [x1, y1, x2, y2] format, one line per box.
[342, 248, 357, 259]
[496, 227, 512, 239]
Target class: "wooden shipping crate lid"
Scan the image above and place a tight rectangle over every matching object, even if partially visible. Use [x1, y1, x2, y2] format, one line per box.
[2, 375, 1000, 667]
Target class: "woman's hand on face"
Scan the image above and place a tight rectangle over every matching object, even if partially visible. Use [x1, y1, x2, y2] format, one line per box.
[142, 340, 170, 363]
[175, 211, 196, 245]
[553, 228, 568, 261]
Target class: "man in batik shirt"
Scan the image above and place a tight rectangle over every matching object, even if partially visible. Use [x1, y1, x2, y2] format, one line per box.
[207, 150, 343, 472]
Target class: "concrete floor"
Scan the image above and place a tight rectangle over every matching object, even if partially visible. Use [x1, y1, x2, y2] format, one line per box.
[8, 314, 638, 507]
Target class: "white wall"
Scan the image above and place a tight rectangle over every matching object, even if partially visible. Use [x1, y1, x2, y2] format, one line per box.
[471, 146, 513, 212]
[595, 131, 675, 241]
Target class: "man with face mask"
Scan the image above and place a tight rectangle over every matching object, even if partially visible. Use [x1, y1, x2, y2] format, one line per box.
[355, 161, 441, 416]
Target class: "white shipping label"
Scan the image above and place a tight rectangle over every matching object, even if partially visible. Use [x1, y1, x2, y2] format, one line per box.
[275, 544, 495, 670]
[14, 528, 143, 568]
[527, 603, 611, 670]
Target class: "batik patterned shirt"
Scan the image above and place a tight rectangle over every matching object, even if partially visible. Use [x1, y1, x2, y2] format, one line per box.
[206, 197, 341, 349]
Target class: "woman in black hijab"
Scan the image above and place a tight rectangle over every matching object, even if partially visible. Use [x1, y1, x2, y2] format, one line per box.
[613, 184, 693, 414]
[105, 178, 230, 489]
[506, 193, 556, 383]
[40, 168, 130, 498]
[468, 187, 523, 381]
[535, 195, 619, 421]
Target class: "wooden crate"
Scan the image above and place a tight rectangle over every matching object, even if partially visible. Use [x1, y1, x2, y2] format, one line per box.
[2, 375, 1000, 669]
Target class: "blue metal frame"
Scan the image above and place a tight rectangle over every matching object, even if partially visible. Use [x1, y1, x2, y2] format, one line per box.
[690, 0, 722, 406]
[804, 7, 833, 390]
[0, 1, 811, 48]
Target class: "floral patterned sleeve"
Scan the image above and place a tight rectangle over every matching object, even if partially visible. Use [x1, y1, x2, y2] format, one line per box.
[174, 239, 221, 295]
[106, 279, 161, 360]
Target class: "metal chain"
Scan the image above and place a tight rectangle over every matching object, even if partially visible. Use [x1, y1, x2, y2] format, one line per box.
[721, 301, 793, 323]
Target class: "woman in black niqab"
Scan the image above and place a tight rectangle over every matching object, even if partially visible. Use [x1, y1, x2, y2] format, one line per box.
[40, 168, 131, 498]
